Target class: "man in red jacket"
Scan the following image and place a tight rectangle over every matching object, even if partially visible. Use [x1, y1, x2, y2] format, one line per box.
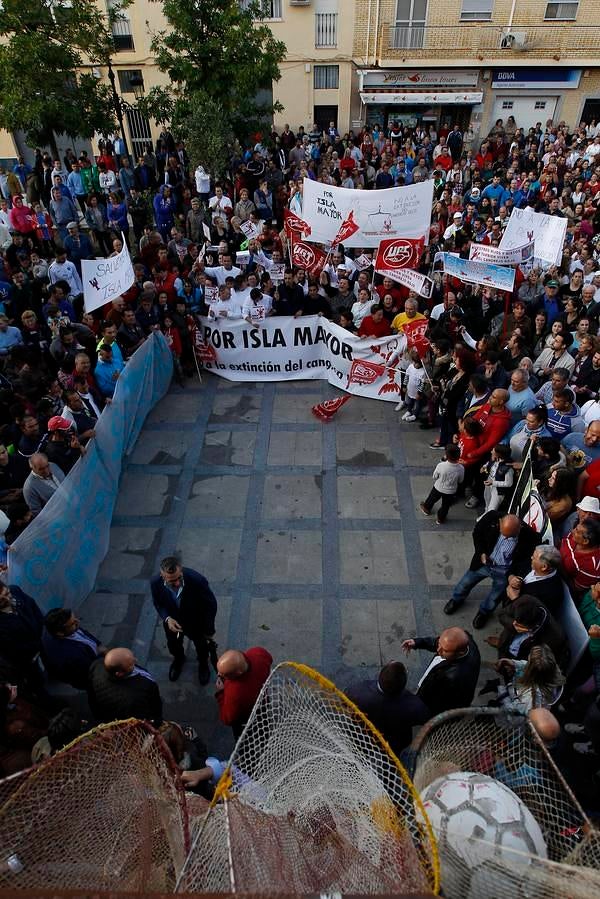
[216, 647, 273, 739]
[464, 388, 512, 510]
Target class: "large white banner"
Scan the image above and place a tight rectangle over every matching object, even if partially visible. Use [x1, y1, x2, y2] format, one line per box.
[301, 178, 434, 248]
[199, 316, 407, 402]
[443, 253, 515, 292]
[499, 207, 567, 267]
[82, 235, 135, 313]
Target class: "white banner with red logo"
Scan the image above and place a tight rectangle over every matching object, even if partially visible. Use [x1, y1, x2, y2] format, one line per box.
[375, 266, 434, 298]
[198, 315, 407, 401]
[291, 240, 328, 276]
[469, 240, 535, 266]
[301, 178, 434, 247]
[375, 237, 425, 272]
[499, 206, 567, 266]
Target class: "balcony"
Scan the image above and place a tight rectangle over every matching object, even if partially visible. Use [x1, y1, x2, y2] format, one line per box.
[112, 15, 134, 52]
[385, 23, 600, 58]
[315, 12, 337, 48]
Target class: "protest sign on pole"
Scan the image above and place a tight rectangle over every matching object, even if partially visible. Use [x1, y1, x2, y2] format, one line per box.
[302, 178, 434, 247]
[499, 207, 567, 266]
[375, 266, 433, 298]
[270, 263, 285, 284]
[469, 240, 535, 266]
[199, 315, 407, 402]
[82, 234, 135, 313]
[202, 222, 211, 241]
[284, 209, 312, 238]
[331, 210, 360, 247]
[442, 253, 515, 292]
[374, 237, 425, 272]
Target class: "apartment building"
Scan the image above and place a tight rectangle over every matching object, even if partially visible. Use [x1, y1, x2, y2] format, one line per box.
[353, 0, 600, 140]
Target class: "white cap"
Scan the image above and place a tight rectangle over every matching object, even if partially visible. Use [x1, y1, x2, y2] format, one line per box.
[576, 496, 600, 514]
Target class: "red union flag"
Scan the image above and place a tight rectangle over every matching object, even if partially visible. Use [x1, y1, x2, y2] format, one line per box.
[375, 237, 425, 273]
[189, 322, 217, 363]
[291, 240, 327, 276]
[332, 210, 360, 247]
[311, 395, 352, 421]
[284, 209, 311, 237]
[403, 317, 430, 359]
[347, 359, 386, 388]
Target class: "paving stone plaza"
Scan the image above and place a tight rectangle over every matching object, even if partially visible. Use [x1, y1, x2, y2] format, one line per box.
[78, 375, 499, 755]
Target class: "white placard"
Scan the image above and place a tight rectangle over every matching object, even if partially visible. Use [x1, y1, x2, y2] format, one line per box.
[82, 235, 134, 313]
[500, 207, 567, 267]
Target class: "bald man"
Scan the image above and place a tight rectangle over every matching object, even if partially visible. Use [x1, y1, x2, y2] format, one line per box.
[87, 647, 162, 725]
[215, 647, 272, 738]
[445, 510, 542, 629]
[402, 627, 481, 716]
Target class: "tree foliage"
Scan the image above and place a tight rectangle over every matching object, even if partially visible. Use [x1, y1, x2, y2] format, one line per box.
[177, 91, 234, 179]
[0, 0, 130, 152]
[146, 0, 286, 144]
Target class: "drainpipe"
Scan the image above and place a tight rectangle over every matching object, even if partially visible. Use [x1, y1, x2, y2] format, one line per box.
[374, 0, 381, 66]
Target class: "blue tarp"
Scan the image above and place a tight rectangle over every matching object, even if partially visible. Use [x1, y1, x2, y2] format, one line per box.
[8, 333, 173, 611]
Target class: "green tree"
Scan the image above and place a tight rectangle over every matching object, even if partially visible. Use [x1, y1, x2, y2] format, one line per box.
[144, 0, 286, 153]
[0, 0, 129, 156]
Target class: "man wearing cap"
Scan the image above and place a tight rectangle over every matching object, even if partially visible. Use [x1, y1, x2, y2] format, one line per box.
[534, 278, 562, 324]
[561, 496, 600, 544]
[94, 343, 124, 399]
[443, 212, 463, 242]
[42, 417, 84, 475]
[23, 452, 65, 517]
[63, 223, 94, 275]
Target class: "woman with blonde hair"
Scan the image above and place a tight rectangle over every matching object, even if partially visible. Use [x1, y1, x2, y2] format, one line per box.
[487, 644, 565, 715]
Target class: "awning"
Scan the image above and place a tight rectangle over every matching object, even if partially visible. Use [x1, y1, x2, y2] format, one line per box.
[360, 91, 483, 105]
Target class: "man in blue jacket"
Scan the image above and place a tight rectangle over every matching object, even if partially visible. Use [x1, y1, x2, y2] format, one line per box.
[151, 556, 218, 684]
[42, 608, 104, 690]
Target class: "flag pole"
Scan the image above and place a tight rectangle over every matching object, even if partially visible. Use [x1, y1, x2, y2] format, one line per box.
[508, 438, 533, 514]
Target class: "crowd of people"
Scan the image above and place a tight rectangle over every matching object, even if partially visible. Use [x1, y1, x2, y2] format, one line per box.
[1, 113, 600, 813]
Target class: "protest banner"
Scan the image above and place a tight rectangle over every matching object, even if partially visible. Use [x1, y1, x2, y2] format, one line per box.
[331, 210, 360, 247]
[375, 237, 425, 273]
[403, 317, 430, 359]
[199, 315, 407, 402]
[499, 206, 567, 266]
[355, 254, 373, 271]
[204, 285, 219, 303]
[302, 178, 434, 247]
[442, 253, 515, 292]
[82, 235, 135, 313]
[375, 266, 433, 298]
[240, 220, 261, 241]
[291, 240, 328, 276]
[236, 251, 251, 267]
[469, 240, 535, 266]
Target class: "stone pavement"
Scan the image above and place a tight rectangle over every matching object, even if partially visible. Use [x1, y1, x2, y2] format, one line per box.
[77, 373, 500, 757]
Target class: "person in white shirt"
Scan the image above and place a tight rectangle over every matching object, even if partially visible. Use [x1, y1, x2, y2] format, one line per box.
[204, 252, 241, 286]
[351, 288, 374, 329]
[48, 251, 83, 296]
[401, 352, 426, 422]
[581, 398, 600, 426]
[208, 284, 244, 320]
[194, 164, 211, 200]
[420, 444, 464, 524]
[443, 212, 463, 241]
[208, 186, 232, 223]
[98, 167, 116, 195]
[243, 287, 272, 324]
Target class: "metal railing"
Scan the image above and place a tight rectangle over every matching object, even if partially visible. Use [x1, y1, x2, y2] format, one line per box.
[315, 12, 337, 48]
[387, 22, 600, 55]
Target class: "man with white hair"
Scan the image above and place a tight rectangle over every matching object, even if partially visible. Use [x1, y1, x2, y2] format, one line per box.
[23, 453, 65, 517]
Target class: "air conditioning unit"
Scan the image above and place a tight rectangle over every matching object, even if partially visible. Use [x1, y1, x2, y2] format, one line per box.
[500, 30, 528, 50]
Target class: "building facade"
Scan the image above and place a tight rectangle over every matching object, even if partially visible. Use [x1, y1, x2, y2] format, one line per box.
[352, 0, 600, 141]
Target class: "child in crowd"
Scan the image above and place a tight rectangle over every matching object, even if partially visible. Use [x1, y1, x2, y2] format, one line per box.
[401, 350, 425, 422]
[420, 443, 464, 524]
[481, 443, 514, 512]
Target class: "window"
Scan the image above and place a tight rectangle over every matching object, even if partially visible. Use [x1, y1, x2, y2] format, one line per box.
[501, 100, 514, 110]
[118, 69, 143, 93]
[392, 0, 428, 49]
[460, 0, 493, 20]
[545, 1, 578, 19]
[315, 13, 337, 47]
[240, 0, 282, 17]
[314, 65, 339, 90]
[107, 0, 134, 50]
[535, 101, 547, 110]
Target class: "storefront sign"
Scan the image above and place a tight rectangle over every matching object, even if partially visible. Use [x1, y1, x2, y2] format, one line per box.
[360, 69, 480, 89]
[360, 92, 484, 105]
[492, 69, 581, 90]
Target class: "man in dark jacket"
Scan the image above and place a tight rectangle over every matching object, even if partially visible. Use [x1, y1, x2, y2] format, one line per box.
[151, 556, 218, 684]
[445, 512, 542, 629]
[42, 608, 104, 690]
[402, 627, 481, 717]
[0, 581, 43, 688]
[87, 647, 162, 725]
[493, 595, 568, 669]
[344, 661, 429, 754]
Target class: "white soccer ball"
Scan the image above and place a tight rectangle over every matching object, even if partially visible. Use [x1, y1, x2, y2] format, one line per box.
[420, 771, 547, 899]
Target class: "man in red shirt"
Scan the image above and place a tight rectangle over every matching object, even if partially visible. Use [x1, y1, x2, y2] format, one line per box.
[216, 647, 273, 738]
[358, 304, 392, 339]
